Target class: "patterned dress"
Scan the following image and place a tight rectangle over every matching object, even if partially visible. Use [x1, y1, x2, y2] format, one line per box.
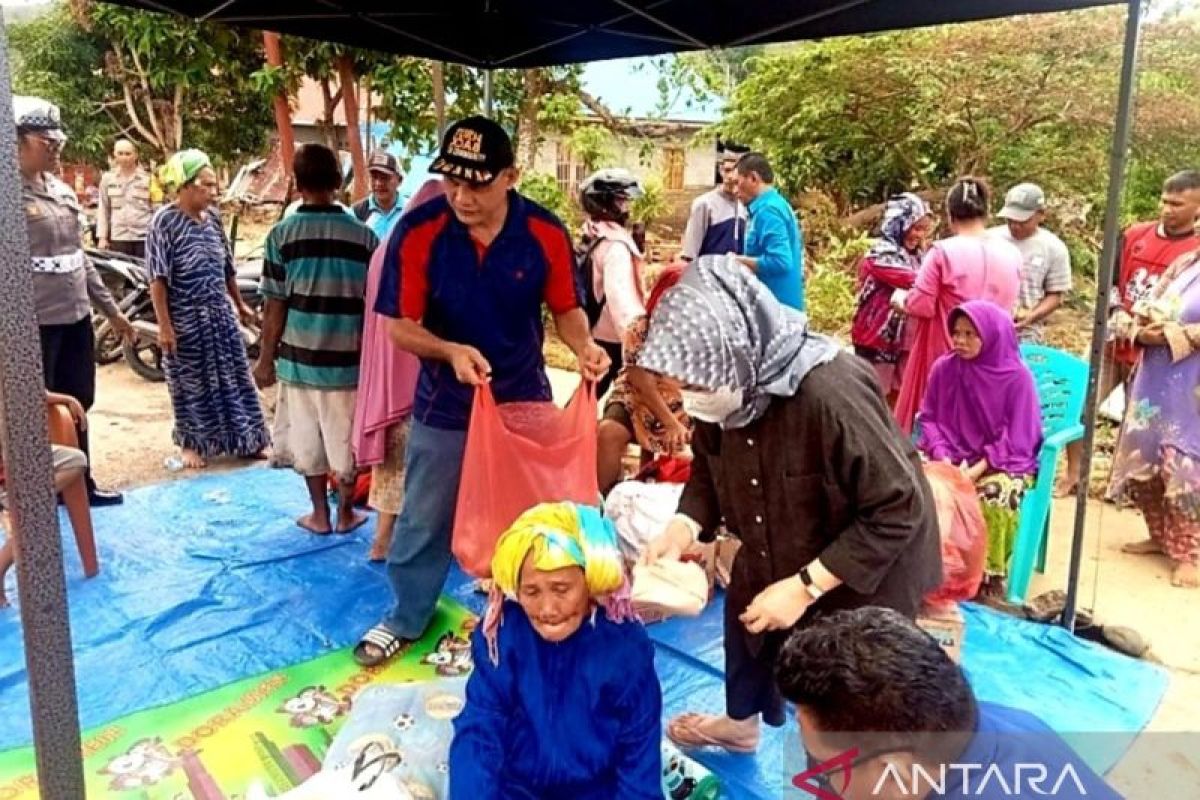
[1109, 254, 1200, 567]
[604, 315, 691, 454]
[145, 205, 270, 458]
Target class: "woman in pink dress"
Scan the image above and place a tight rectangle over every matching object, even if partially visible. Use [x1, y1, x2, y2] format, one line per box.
[893, 178, 1023, 434]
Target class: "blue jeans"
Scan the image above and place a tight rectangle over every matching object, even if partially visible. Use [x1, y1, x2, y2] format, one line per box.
[381, 419, 467, 639]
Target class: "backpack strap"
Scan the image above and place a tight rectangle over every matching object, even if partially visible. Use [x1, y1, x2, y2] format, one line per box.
[352, 198, 371, 223]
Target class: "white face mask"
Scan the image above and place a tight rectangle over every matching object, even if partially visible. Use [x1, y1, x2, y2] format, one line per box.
[679, 387, 744, 423]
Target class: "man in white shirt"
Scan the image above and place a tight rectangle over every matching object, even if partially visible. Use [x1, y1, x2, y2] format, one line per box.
[680, 151, 746, 261]
[988, 183, 1073, 343]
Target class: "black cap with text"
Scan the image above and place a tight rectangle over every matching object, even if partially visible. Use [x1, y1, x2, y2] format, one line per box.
[429, 116, 514, 186]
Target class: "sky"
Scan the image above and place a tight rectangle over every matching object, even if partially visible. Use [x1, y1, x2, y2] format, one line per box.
[581, 57, 720, 122]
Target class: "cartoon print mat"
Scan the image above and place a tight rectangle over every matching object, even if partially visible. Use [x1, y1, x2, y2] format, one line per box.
[0, 467, 1170, 799]
[0, 597, 474, 799]
[0, 466, 412, 751]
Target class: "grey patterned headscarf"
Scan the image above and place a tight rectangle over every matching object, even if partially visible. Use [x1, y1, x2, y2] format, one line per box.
[638, 255, 840, 429]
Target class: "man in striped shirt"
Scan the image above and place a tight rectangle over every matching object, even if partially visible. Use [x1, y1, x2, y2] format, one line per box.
[256, 144, 379, 535]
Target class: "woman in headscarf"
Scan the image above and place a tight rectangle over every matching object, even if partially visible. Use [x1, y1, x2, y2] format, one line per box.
[893, 178, 1023, 434]
[449, 502, 661, 799]
[353, 179, 443, 561]
[851, 193, 933, 402]
[146, 149, 269, 468]
[638, 255, 941, 754]
[597, 263, 692, 493]
[917, 301, 1043, 597]
[1109, 249, 1200, 589]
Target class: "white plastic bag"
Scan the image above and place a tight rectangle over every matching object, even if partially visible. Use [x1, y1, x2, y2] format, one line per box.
[632, 559, 709, 621]
[603, 480, 686, 562]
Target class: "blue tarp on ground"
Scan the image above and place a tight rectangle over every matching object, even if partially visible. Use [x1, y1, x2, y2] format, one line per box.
[0, 467, 1168, 796]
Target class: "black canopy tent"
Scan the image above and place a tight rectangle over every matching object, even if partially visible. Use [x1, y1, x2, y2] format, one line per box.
[0, 0, 1141, 795]
[121, 0, 1120, 67]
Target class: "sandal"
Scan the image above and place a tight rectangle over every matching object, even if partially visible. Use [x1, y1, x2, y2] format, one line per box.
[353, 624, 410, 667]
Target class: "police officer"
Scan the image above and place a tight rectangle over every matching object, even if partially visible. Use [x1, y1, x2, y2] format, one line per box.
[16, 96, 133, 505]
[97, 138, 155, 258]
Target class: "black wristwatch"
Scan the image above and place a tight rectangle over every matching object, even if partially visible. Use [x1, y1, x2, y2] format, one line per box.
[798, 566, 824, 601]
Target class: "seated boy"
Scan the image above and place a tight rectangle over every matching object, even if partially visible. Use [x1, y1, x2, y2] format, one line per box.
[1, 392, 90, 607]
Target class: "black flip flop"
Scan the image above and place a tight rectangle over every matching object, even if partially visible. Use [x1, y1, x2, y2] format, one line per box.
[353, 624, 410, 667]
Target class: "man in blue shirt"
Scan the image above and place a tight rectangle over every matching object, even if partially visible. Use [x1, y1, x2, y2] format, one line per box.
[779, 608, 1120, 800]
[352, 151, 405, 239]
[353, 116, 610, 668]
[734, 152, 805, 310]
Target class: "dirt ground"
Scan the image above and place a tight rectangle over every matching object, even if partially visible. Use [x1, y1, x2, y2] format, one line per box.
[86, 363, 277, 489]
[86, 357, 1198, 796]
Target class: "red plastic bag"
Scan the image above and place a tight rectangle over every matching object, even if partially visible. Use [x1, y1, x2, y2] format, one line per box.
[634, 455, 693, 484]
[452, 383, 599, 577]
[326, 471, 372, 506]
[922, 461, 987, 608]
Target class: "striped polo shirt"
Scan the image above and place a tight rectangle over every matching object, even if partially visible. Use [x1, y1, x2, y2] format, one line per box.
[261, 205, 379, 388]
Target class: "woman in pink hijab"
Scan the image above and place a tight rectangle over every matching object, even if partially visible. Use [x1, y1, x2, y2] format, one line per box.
[893, 177, 1023, 435]
[353, 178, 444, 560]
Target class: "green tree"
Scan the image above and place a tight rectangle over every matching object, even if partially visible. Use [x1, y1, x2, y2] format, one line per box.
[717, 9, 1200, 218]
[7, 3, 111, 165]
[9, 1, 272, 166]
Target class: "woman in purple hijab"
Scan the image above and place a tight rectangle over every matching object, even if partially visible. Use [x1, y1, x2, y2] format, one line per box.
[918, 300, 1042, 596]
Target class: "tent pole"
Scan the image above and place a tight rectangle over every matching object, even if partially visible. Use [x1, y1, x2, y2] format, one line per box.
[1063, 0, 1145, 633]
[0, 11, 86, 798]
[483, 69, 494, 117]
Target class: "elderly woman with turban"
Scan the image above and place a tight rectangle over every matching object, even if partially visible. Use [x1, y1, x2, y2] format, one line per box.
[639, 255, 942, 754]
[449, 502, 662, 799]
[145, 149, 269, 467]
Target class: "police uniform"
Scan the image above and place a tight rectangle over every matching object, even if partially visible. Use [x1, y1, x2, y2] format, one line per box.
[16, 96, 123, 501]
[97, 167, 154, 259]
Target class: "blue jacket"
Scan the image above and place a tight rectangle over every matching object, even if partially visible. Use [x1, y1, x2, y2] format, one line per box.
[745, 186, 804, 310]
[449, 603, 662, 799]
[935, 702, 1121, 799]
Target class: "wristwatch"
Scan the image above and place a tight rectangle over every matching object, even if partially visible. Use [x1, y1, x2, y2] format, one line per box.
[798, 566, 824, 601]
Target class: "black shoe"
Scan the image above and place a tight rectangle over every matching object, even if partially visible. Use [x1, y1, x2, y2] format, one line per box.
[87, 488, 124, 507]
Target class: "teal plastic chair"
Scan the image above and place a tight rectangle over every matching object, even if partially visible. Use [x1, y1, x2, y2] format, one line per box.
[1005, 345, 1090, 603]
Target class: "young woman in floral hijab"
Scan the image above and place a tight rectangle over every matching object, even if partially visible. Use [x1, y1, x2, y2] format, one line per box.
[851, 193, 933, 401]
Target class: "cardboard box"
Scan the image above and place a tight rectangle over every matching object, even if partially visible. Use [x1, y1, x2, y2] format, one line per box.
[917, 603, 966, 663]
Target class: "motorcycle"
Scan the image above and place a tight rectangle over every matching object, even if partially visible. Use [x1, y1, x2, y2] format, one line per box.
[90, 248, 147, 365]
[120, 259, 265, 383]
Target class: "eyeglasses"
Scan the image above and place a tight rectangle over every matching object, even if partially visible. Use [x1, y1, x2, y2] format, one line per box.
[803, 745, 914, 797]
[35, 133, 66, 152]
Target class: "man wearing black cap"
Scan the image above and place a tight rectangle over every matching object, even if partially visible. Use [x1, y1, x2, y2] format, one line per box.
[352, 151, 404, 239]
[355, 116, 610, 666]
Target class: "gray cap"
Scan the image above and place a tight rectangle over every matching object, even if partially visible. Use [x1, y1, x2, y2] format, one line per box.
[998, 183, 1045, 222]
[367, 150, 401, 177]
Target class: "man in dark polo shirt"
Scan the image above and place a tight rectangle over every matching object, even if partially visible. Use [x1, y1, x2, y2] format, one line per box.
[355, 116, 610, 666]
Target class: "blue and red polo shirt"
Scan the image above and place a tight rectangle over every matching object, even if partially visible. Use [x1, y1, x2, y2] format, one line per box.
[375, 191, 579, 430]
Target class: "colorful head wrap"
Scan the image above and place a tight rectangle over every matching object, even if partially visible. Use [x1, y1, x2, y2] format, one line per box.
[482, 502, 635, 665]
[159, 148, 212, 191]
